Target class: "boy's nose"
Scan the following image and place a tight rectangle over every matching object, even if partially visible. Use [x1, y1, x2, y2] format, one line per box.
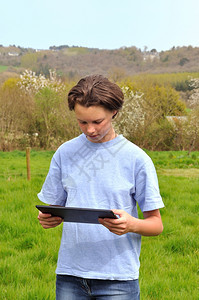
[86, 124, 95, 134]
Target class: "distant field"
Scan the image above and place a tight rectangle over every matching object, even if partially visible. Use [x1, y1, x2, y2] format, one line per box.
[63, 47, 90, 56]
[0, 150, 198, 299]
[0, 65, 8, 72]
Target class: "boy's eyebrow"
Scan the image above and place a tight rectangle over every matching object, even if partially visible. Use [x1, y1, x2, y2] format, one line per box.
[77, 118, 104, 122]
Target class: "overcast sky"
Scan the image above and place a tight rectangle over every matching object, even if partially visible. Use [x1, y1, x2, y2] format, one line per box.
[1, 0, 199, 51]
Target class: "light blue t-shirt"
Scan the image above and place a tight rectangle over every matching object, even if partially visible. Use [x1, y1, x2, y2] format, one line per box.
[38, 134, 164, 280]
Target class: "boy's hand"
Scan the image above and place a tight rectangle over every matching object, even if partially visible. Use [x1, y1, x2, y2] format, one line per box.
[38, 211, 63, 229]
[99, 209, 134, 235]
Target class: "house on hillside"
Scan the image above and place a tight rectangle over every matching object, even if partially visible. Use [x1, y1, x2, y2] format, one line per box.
[8, 52, 19, 57]
[143, 49, 160, 61]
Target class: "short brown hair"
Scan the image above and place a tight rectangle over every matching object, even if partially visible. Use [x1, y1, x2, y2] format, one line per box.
[68, 75, 124, 111]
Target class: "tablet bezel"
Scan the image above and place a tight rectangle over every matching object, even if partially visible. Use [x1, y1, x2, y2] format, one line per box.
[36, 205, 118, 224]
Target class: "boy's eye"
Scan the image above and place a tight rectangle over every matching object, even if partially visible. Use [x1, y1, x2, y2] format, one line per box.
[79, 120, 103, 125]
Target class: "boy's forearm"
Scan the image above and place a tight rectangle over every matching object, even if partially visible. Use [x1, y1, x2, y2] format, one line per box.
[132, 215, 163, 236]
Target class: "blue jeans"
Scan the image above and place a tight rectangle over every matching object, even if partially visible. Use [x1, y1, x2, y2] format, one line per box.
[56, 275, 140, 300]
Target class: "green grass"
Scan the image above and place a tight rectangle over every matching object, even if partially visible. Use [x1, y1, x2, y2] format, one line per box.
[0, 150, 198, 299]
[0, 65, 8, 72]
[145, 150, 199, 169]
[140, 174, 199, 299]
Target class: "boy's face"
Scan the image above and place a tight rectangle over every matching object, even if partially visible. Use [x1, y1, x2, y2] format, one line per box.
[74, 104, 117, 143]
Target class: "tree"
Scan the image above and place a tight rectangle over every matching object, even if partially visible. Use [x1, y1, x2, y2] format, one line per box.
[17, 69, 80, 149]
[34, 87, 62, 148]
[179, 57, 189, 66]
[108, 67, 127, 83]
[114, 81, 186, 149]
[0, 78, 34, 150]
[144, 85, 186, 117]
[119, 79, 186, 118]
[185, 109, 199, 152]
[114, 86, 145, 142]
[188, 78, 199, 108]
[20, 53, 39, 69]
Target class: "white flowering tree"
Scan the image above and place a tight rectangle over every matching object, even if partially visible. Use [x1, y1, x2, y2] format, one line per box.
[173, 109, 199, 152]
[114, 86, 145, 137]
[17, 69, 66, 96]
[186, 109, 199, 151]
[188, 78, 199, 108]
[114, 85, 164, 147]
[114, 83, 184, 149]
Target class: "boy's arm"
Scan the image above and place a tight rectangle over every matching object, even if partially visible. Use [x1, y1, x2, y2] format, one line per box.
[99, 209, 163, 236]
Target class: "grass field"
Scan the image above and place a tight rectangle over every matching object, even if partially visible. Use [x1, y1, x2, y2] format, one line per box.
[0, 150, 198, 299]
[0, 65, 8, 72]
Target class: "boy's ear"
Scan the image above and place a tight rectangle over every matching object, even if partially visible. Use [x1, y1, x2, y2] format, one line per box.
[112, 111, 118, 119]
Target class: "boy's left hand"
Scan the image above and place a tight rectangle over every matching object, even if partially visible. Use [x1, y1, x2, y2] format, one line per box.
[99, 209, 135, 235]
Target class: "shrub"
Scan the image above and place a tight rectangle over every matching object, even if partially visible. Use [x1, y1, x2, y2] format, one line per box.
[114, 83, 186, 150]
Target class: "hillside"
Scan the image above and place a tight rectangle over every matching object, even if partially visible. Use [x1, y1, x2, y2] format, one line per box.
[0, 44, 199, 80]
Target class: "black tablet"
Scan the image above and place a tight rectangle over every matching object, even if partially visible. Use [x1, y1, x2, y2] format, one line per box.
[36, 205, 118, 224]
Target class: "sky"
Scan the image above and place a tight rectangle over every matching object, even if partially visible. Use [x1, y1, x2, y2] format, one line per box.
[1, 0, 199, 52]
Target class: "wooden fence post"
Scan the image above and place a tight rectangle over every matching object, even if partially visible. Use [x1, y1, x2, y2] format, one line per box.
[26, 147, 31, 181]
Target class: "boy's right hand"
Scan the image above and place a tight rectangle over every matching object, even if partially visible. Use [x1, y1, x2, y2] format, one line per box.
[38, 211, 63, 229]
